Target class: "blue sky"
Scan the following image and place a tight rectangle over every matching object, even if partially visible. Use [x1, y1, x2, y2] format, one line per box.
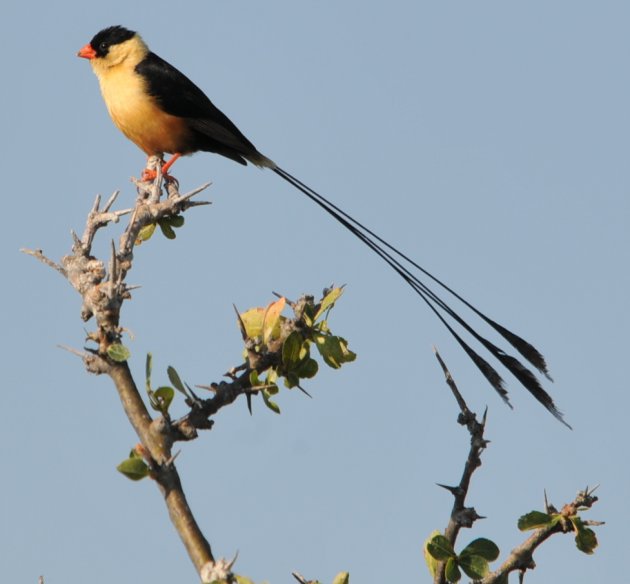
[2, 2, 628, 583]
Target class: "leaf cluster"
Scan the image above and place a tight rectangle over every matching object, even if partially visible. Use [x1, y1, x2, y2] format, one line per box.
[518, 508, 598, 554]
[136, 214, 185, 242]
[425, 533, 500, 582]
[238, 287, 356, 413]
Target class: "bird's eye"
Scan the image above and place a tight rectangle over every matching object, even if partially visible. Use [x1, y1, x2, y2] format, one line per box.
[99, 42, 108, 50]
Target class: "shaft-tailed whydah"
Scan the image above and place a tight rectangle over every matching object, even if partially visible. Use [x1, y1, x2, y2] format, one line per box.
[78, 25, 569, 427]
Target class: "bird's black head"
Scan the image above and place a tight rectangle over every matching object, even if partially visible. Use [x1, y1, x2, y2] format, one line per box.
[90, 25, 136, 58]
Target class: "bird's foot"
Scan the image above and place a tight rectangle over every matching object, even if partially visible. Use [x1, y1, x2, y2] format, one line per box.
[141, 153, 181, 185]
[141, 168, 157, 182]
[141, 167, 179, 186]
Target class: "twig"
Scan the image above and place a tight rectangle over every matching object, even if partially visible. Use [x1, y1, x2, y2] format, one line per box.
[481, 487, 601, 583]
[20, 248, 66, 277]
[433, 348, 489, 584]
[169, 298, 319, 441]
[57, 344, 89, 358]
[81, 191, 132, 249]
[292, 572, 314, 584]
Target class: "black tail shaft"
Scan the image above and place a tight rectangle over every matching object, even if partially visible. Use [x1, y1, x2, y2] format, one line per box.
[272, 166, 569, 428]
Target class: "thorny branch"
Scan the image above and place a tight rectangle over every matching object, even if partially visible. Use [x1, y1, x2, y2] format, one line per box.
[23, 156, 348, 581]
[432, 348, 601, 584]
[170, 292, 321, 442]
[433, 348, 488, 584]
[480, 487, 601, 584]
[23, 156, 217, 575]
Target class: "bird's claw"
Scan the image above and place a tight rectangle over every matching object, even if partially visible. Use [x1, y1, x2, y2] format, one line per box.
[140, 168, 179, 187]
[141, 168, 157, 182]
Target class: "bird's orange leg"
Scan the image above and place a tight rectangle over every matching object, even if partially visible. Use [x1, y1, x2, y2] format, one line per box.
[161, 153, 181, 175]
[141, 153, 181, 182]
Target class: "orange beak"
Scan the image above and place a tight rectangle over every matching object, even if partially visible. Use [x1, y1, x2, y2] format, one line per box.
[77, 43, 97, 59]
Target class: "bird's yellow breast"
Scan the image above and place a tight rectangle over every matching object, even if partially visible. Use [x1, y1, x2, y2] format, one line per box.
[91, 41, 191, 155]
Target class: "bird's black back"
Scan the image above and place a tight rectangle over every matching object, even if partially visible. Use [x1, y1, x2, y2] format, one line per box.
[136, 52, 262, 164]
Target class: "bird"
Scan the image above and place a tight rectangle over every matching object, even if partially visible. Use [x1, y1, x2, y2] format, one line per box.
[78, 25, 569, 427]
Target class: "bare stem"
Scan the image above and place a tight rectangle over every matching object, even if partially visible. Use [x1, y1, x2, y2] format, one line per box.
[108, 361, 214, 569]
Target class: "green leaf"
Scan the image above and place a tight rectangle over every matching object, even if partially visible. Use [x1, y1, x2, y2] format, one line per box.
[571, 517, 598, 554]
[332, 572, 349, 584]
[154, 386, 175, 413]
[460, 538, 500, 561]
[284, 372, 299, 389]
[249, 370, 261, 387]
[107, 343, 130, 362]
[314, 286, 344, 321]
[266, 369, 279, 386]
[282, 330, 303, 366]
[240, 307, 266, 339]
[145, 352, 153, 392]
[262, 389, 281, 414]
[167, 366, 187, 395]
[575, 526, 598, 554]
[296, 358, 319, 379]
[136, 222, 156, 242]
[117, 457, 149, 481]
[234, 576, 255, 584]
[299, 344, 310, 360]
[444, 557, 461, 583]
[423, 530, 442, 577]
[458, 555, 490, 580]
[314, 334, 343, 368]
[338, 337, 356, 363]
[158, 218, 176, 239]
[426, 534, 456, 561]
[518, 510, 554, 531]
[315, 334, 356, 369]
[302, 310, 313, 328]
[170, 215, 185, 228]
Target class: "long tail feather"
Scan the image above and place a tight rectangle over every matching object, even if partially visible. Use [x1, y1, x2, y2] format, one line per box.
[272, 166, 569, 427]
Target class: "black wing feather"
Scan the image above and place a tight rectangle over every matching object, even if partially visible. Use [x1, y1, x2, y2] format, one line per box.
[136, 52, 259, 161]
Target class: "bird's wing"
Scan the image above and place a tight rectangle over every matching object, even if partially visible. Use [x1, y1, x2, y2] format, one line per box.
[136, 52, 258, 154]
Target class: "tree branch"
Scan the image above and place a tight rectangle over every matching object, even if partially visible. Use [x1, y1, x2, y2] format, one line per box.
[431, 349, 601, 583]
[481, 487, 600, 583]
[24, 161, 353, 581]
[433, 348, 488, 584]
[24, 161, 215, 574]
